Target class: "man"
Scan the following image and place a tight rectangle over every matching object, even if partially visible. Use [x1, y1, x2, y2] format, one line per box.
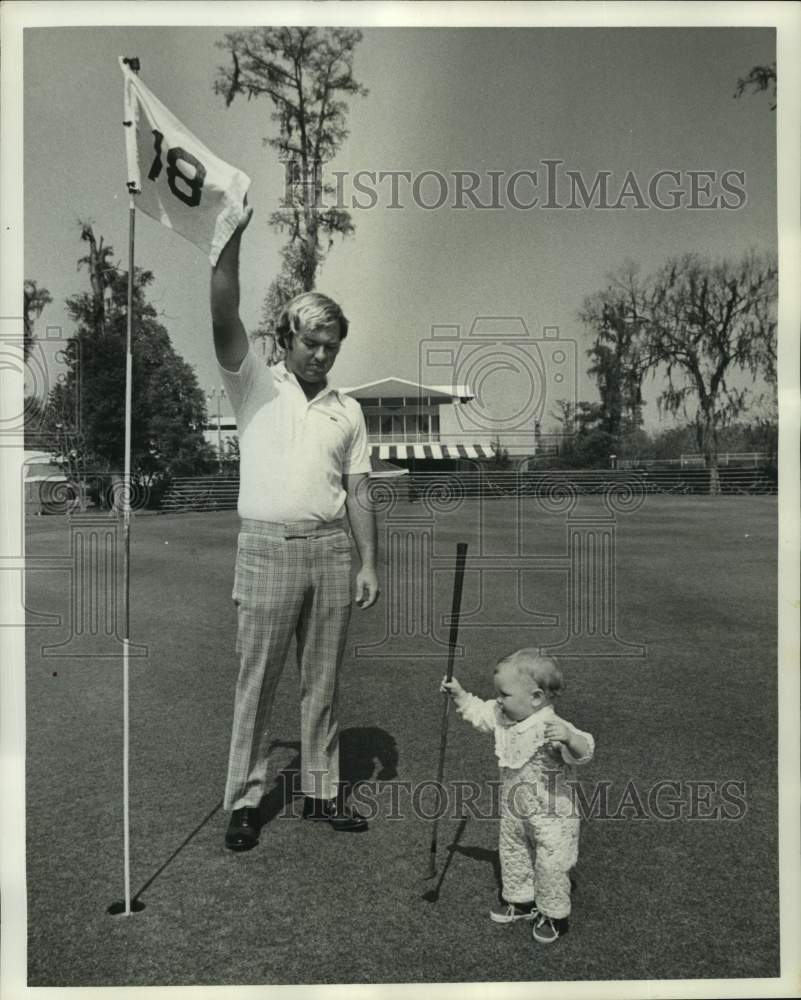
[211, 206, 380, 850]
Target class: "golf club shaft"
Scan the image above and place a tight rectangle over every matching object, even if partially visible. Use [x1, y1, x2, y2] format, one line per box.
[428, 542, 468, 877]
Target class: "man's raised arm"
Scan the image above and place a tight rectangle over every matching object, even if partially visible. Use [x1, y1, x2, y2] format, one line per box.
[210, 207, 253, 371]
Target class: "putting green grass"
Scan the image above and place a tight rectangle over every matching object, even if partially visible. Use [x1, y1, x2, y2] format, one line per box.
[24, 495, 779, 985]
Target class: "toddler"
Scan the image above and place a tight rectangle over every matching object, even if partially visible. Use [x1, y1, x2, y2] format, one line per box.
[441, 648, 594, 944]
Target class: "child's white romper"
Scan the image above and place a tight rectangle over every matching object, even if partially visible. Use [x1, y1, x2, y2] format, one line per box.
[456, 697, 595, 919]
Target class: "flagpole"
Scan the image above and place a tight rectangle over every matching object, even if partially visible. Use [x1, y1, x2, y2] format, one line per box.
[121, 194, 135, 917]
[108, 53, 143, 918]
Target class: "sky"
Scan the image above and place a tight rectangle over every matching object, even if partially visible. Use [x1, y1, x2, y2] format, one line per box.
[22, 21, 778, 434]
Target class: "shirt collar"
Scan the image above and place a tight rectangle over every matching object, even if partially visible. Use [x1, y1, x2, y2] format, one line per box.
[273, 360, 345, 405]
[498, 702, 555, 732]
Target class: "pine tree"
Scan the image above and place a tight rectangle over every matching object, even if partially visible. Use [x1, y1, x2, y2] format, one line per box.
[215, 27, 367, 360]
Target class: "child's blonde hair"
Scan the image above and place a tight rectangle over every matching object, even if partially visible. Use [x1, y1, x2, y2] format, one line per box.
[496, 648, 563, 699]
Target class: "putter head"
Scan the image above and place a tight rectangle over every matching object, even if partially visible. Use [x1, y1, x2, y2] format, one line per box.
[421, 888, 439, 903]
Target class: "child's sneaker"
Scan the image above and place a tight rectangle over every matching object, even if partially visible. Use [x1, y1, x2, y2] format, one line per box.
[490, 899, 539, 924]
[532, 913, 568, 943]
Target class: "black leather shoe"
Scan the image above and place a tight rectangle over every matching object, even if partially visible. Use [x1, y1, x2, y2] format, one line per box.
[301, 797, 368, 832]
[225, 806, 261, 851]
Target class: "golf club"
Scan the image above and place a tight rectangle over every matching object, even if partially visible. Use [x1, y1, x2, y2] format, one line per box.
[425, 541, 468, 880]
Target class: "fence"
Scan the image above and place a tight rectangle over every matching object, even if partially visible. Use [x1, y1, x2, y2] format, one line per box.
[409, 468, 775, 498]
[618, 452, 771, 470]
[158, 476, 239, 513]
[157, 465, 776, 513]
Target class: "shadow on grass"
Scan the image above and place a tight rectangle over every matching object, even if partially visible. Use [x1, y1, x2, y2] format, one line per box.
[341, 725, 400, 784]
[422, 814, 469, 903]
[129, 726, 400, 905]
[261, 725, 400, 824]
[452, 843, 503, 892]
[132, 798, 224, 905]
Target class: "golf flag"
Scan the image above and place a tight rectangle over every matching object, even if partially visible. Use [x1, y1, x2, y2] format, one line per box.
[120, 57, 250, 265]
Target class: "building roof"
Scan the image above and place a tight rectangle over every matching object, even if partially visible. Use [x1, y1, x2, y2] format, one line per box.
[339, 376, 473, 403]
[372, 443, 492, 461]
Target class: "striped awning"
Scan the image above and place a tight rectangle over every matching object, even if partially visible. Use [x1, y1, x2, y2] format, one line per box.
[371, 443, 491, 461]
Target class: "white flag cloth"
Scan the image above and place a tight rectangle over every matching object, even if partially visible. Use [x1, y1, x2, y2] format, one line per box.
[120, 57, 250, 265]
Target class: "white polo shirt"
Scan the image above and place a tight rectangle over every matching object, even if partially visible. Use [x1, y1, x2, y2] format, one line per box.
[219, 350, 371, 523]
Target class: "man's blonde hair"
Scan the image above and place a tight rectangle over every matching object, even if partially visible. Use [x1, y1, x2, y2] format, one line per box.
[275, 292, 349, 350]
[496, 648, 563, 698]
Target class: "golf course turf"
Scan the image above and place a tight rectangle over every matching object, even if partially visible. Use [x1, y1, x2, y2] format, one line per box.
[24, 495, 779, 985]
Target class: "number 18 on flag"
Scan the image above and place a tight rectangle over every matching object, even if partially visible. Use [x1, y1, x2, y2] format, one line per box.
[120, 56, 251, 265]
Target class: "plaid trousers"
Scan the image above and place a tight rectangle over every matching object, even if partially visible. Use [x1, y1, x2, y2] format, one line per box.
[224, 518, 352, 811]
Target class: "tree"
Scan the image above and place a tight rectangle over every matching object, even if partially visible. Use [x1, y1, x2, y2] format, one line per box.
[48, 225, 215, 505]
[580, 263, 648, 442]
[219, 435, 241, 476]
[487, 435, 511, 470]
[647, 251, 777, 494]
[549, 399, 576, 444]
[738, 399, 778, 481]
[648, 424, 697, 461]
[214, 27, 368, 359]
[77, 221, 116, 334]
[23, 279, 52, 362]
[734, 62, 776, 110]
[255, 259, 302, 365]
[23, 393, 56, 453]
[546, 400, 614, 469]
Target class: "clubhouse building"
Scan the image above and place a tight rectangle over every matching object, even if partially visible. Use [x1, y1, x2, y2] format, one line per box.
[204, 374, 523, 474]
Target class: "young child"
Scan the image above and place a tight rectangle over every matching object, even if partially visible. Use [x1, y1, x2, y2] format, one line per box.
[441, 648, 594, 944]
